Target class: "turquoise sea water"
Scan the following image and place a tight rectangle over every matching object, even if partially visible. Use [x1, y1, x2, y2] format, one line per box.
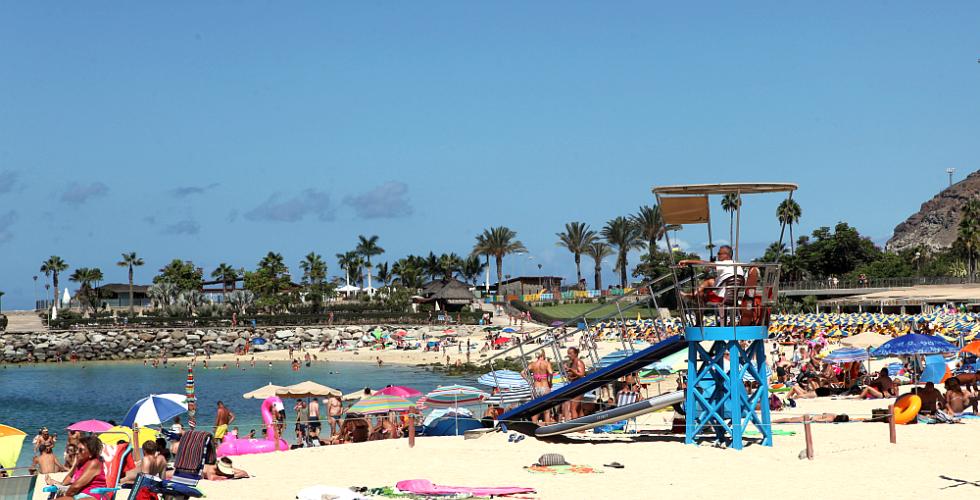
[0, 360, 463, 468]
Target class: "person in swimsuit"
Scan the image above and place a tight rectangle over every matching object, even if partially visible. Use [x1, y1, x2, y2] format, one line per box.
[944, 378, 979, 414]
[526, 352, 554, 424]
[327, 395, 343, 437]
[46, 436, 106, 500]
[215, 401, 235, 439]
[562, 347, 586, 421]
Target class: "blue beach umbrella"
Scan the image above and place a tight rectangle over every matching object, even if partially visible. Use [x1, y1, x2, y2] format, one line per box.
[122, 393, 188, 428]
[251, 337, 267, 345]
[823, 347, 870, 364]
[872, 334, 958, 358]
[501, 328, 517, 333]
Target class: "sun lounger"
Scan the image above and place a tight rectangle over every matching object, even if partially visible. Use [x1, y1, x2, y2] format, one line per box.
[0, 474, 37, 500]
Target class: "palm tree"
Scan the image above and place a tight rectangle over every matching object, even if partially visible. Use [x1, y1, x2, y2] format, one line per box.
[461, 255, 487, 286]
[556, 222, 596, 287]
[375, 262, 392, 288]
[471, 233, 493, 290]
[116, 252, 144, 315]
[40, 256, 69, 309]
[69, 267, 104, 316]
[602, 217, 645, 288]
[631, 205, 680, 257]
[777, 199, 803, 255]
[210, 263, 240, 297]
[474, 226, 527, 289]
[438, 253, 464, 281]
[299, 252, 328, 309]
[336, 251, 364, 287]
[721, 193, 742, 246]
[392, 256, 425, 289]
[300, 252, 327, 284]
[355, 235, 384, 293]
[585, 242, 613, 290]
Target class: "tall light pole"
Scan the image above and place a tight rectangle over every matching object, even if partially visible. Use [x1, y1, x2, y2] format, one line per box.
[946, 168, 956, 187]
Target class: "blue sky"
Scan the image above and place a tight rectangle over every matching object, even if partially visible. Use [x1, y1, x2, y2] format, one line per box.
[1, 2, 978, 309]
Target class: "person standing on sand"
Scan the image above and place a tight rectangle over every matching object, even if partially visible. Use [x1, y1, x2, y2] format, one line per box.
[327, 395, 343, 436]
[214, 401, 235, 440]
[308, 398, 321, 441]
[562, 347, 586, 421]
[527, 352, 554, 424]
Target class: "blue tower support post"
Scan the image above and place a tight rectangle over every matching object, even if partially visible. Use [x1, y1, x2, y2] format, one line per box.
[684, 325, 772, 449]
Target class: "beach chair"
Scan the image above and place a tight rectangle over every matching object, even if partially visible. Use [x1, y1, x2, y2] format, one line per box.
[0, 474, 37, 500]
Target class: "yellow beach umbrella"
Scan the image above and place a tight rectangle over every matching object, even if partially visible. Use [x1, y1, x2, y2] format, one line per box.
[98, 426, 158, 447]
[0, 424, 26, 468]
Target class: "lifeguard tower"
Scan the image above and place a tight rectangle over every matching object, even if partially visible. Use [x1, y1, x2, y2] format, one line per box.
[654, 183, 797, 449]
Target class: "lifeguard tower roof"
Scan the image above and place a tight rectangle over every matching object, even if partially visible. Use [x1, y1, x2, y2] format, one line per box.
[652, 182, 797, 195]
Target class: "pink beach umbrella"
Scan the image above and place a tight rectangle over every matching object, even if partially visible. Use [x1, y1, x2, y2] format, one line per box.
[376, 385, 423, 398]
[67, 420, 113, 433]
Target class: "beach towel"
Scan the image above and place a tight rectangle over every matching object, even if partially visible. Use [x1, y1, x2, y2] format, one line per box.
[174, 431, 215, 475]
[525, 465, 602, 475]
[395, 479, 535, 496]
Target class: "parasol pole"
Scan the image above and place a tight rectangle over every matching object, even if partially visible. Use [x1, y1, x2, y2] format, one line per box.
[186, 364, 197, 430]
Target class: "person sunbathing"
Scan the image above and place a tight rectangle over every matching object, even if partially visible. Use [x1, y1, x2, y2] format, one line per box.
[202, 457, 250, 480]
[915, 382, 948, 415]
[944, 378, 979, 415]
[852, 368, 897, 399]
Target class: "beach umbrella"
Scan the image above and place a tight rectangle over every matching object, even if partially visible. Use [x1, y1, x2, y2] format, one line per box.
[243, 383, 286, 400]
[442, 329, 457, 335]
[484, 386, 533, 406]
[823, 347, 870, 364]
[62, 288, 71, 307]
[423, 385, 488, 408]
[872, 334, 958, 357]
[0, 425, 26, 469]
[66, 420, 113, 433]
[250, 337, 267, 345]
[276, 381, 342, 398]
[840, 331, 891, 349]
[98, 426, 158, 447]
[493, 337, 511, 346]
[960, 340, 980, 357]
[348, 394, 414, 415]
[501, 328, 516, 333]
[477, 370, 529, 389]
[122, 393, 189, 428]
[376, 386, 422, 398]
[186, 365, 196, 430]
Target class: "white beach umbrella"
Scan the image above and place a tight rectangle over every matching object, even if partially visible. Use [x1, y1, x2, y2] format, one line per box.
[62, 288, 71, 307]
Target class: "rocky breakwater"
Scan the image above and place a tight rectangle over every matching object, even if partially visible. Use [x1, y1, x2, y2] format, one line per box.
[0, 325, 485, 363]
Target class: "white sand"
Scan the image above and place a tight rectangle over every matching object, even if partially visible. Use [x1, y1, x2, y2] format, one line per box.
[79, 395, 970, 500]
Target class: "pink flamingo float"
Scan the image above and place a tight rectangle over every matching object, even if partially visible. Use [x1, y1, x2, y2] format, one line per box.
[216, 396, 289, 457]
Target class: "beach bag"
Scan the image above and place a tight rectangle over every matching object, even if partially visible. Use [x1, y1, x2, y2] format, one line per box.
[768, 394, 783, 411]
[535, 454, 570, 466]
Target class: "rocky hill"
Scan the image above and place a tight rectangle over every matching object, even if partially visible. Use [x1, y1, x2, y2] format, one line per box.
[886, 169, 980, 253]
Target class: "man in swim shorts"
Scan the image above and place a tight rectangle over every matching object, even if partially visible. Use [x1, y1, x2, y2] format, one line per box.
[214, 401, 235, 439]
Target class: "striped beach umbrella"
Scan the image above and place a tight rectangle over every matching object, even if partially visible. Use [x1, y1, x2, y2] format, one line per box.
[484, 386, 533, 406]
[477, 370, 529, 389]
[122, 394, 188, 428]
[349, 394, 414, 415]
[823, 347, 869, 364]
[423, 385, 487, 408]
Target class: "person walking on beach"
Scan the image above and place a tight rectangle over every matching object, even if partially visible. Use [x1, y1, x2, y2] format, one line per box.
[214, 401, 235, 440]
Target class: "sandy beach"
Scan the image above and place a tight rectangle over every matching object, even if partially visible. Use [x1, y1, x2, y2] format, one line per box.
[160, 396, 978, 500]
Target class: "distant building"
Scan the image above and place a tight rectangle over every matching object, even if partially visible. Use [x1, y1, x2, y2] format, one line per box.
[93, 283, 151, 309]
[493, 276, 563, 298]
[418, 278, 477, 312]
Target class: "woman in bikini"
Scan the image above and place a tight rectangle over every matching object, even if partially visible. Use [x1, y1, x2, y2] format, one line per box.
[527, 352, 554, 424]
